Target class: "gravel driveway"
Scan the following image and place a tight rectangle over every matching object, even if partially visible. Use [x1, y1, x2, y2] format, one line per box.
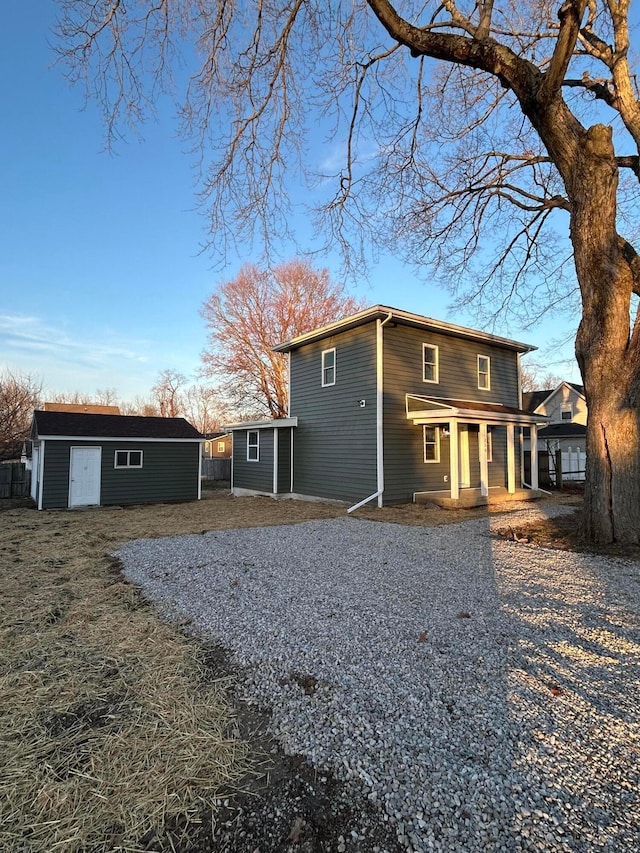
[117, 505, 640, 852]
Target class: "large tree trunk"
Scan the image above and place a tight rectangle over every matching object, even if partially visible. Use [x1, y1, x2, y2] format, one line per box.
[570, 126, 640, 544]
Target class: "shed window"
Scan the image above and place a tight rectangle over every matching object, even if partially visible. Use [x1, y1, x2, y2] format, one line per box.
[423, 344, 439, 383]
[247, 431, 259, 461]
[115, 450, 143, 468]
[423, 426, 440, 463]
[477, 355, 491, 390]
[322, 348, 336, 386]
[217, 441, 226, 453]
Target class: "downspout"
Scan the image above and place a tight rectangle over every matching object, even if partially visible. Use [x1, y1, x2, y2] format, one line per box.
[38, 439, 45, 510]
[348, 311, 392, 514]
[376, 311, 393, 507]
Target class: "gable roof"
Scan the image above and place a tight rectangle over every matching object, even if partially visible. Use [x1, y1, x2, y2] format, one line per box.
[522, 389, 554, 412]
[32, 410, 203, 440]
[522, 382, 586, 414]
[272, 305, 536, 354]
[539, 422, 586, 439]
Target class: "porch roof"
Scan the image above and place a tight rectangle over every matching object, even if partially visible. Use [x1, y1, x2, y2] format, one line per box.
[405, 395, 548, 426]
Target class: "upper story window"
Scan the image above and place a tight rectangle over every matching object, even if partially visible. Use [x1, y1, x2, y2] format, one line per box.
[561, 406, 573, 421]
[422, 344, 439, 383]
[477, 355, 491, 390]
[423, 426, 440, 463]
[115, 450, 143, 469]
[322, 348, 336, 387]
[247, 430, 259, 462]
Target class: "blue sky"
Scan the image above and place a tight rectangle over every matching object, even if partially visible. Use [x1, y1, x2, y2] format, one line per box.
[0, 1, 580, 403]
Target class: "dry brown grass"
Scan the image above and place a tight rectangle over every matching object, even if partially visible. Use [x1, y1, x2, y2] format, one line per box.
[0, 488, 583, 851]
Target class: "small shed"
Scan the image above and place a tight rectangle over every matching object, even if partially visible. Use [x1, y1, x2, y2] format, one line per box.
[30, 410, 203, 510]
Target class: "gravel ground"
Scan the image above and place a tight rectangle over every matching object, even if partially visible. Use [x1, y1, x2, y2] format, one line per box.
[117, 504, 640, 853]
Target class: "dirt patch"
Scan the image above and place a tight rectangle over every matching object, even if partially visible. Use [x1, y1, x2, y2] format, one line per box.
[495, 505, 640, 560]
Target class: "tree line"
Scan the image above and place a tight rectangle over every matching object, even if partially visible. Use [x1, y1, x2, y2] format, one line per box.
[0, 259, 361, 460]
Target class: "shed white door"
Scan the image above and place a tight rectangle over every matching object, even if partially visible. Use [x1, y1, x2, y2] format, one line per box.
[69, 447, 102, 507]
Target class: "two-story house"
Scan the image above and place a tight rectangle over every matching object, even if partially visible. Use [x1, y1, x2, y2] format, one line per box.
[227, 306, 547, 508]
[523, 382, 587, 483]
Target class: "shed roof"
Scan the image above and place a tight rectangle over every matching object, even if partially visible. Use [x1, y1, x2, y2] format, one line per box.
[32, 410, 203, 440]
[273, 305, 536, 354]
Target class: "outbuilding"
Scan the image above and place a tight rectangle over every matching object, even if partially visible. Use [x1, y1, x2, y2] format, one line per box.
[30, 410, 203, 510]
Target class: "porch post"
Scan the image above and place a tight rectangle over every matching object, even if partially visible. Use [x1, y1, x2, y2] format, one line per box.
[530, 424, 539, 490]
[479, 423, 489, 497]
[507, 423, 516, 494]
[273, 427, 279, 494]
[448, 420, 459, 500]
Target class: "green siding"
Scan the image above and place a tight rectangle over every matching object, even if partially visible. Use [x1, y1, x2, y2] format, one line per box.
[382, 324, 521, 503]
[41, 440, 200, 509]
[233, 430, 275, 492]
[290, 324, 377, 502]
[277, 428, 292, 493]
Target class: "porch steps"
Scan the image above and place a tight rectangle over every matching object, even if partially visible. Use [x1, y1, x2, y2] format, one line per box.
[414, 487, 543, 509]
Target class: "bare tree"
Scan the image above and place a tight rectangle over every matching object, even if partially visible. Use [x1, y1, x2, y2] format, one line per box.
[0, 371, 42, 460]
[201, 259, 363, 418]
[54, 1, 640, 542]
[183, 383, 230, 434]
[151, 369, 187, 418]
[95, 387, 119, 406]
[520, 365, 565, 395]
[120, 396, 161, 417]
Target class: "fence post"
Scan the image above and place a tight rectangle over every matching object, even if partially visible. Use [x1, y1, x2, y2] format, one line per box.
[555, 449, 563, 490]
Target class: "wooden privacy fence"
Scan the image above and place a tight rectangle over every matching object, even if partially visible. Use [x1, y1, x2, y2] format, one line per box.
[0, 462, 31, 498]
[201, 458, 231, 481]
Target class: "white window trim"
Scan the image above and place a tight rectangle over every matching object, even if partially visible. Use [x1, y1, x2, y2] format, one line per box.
[247, 430, 259, 462]
[423, 425, 440, 463]
[422, 343, 439, 384]
[477, 355, 491, 390]
[114, 449, 143, 469]
[321, 347, 336, 387]
[217, 441, 226, 452]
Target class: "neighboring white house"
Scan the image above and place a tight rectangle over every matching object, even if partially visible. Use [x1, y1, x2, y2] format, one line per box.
[523, 382, 586, 483]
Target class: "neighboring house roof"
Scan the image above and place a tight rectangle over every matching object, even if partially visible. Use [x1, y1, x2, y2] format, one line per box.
[203, 431, 230, 440]
[523, 382, 586, 414]
[32, 410, 203, 440]
[272, 305, 536, 354]
[43, 402, 122, 414]
[522, 389, 554, 413]
[539, 423, 587, 439]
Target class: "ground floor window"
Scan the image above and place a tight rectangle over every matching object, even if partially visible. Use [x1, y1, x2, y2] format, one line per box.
[423, 425, 440, 463]
[247, 431, 259, 461]
[115, 450, 143, 468]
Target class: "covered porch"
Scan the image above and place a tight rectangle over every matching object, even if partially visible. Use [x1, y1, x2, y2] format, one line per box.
[406, 395, 547, 507]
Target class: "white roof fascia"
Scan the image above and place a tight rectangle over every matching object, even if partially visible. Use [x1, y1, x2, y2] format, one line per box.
[538, 382, 586, 412]
[273, 305, 536, 354]
[224, 417, 298, 431]
[35, 435, 202, 443]
[409, 408, 548, 426]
